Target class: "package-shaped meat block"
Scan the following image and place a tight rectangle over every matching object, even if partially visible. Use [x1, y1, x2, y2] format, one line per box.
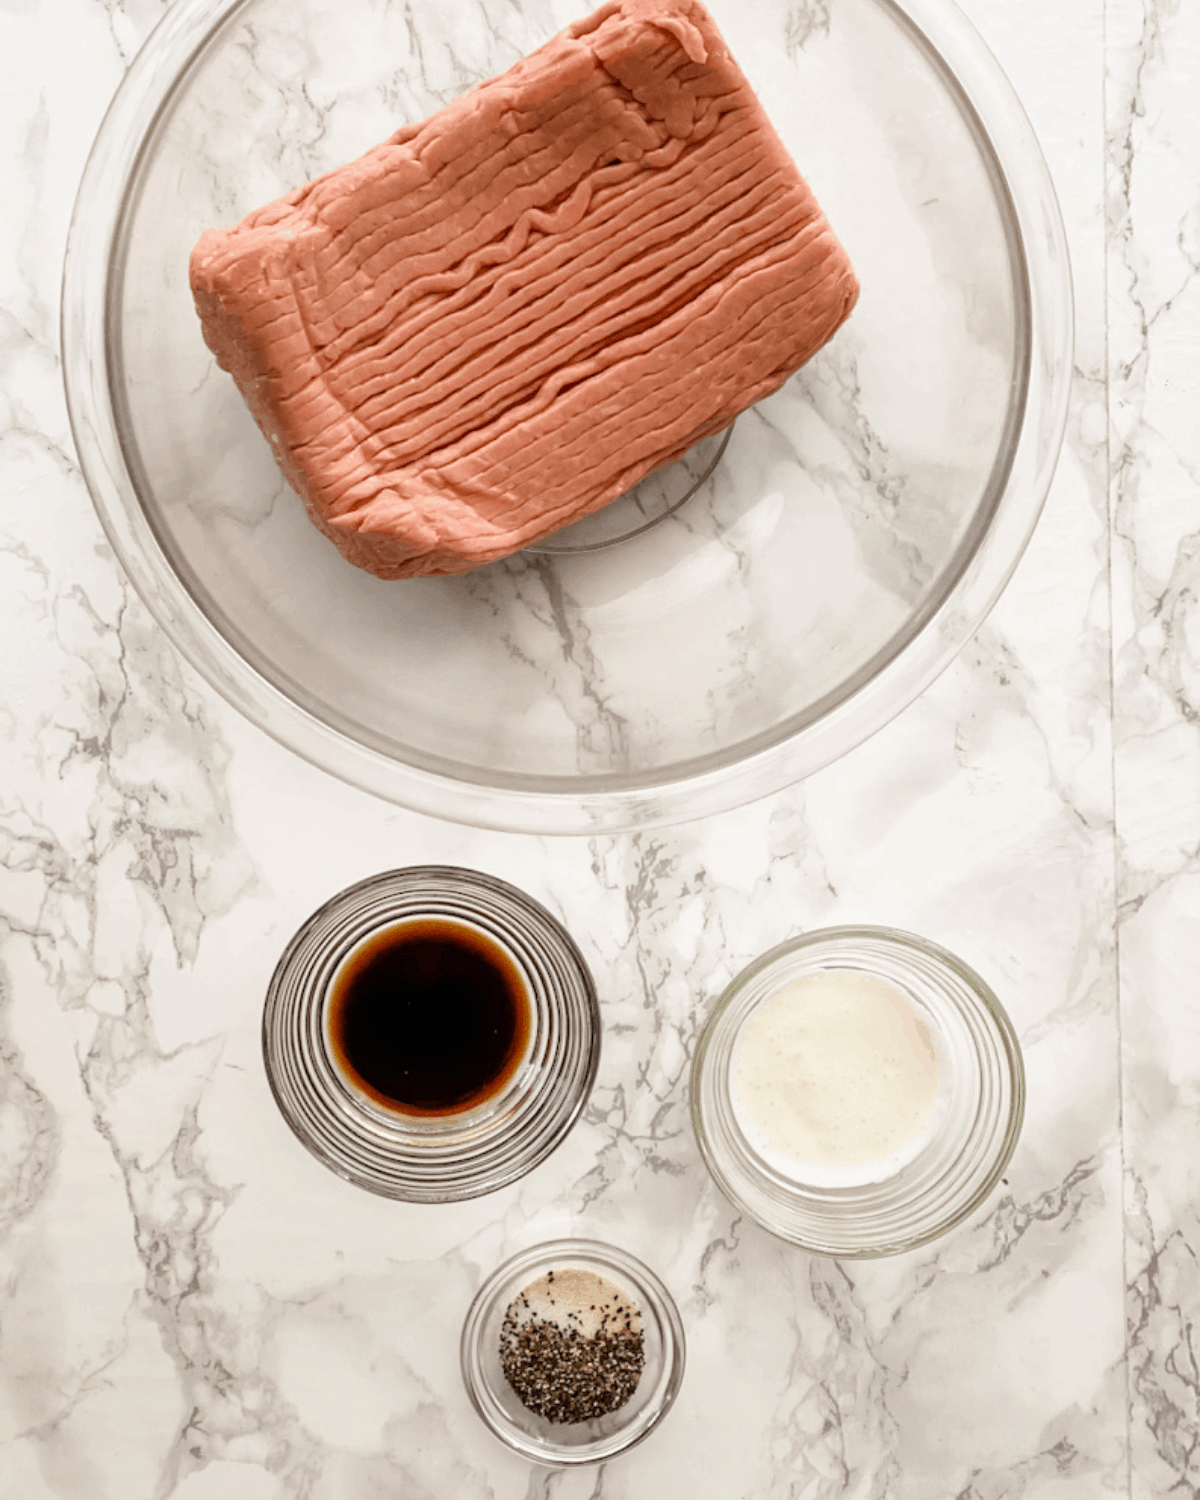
[190, 0, 859, 579]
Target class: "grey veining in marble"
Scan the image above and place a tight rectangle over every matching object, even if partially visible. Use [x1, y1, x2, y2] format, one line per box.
[1108, 0, 1200, 1494]
[2, 0, 1198, 1495]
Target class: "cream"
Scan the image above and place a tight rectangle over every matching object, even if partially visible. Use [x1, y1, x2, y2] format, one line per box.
[732, 968, 943, 1187]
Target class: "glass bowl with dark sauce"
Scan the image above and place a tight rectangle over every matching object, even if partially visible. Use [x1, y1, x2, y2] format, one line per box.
[262, 866, 600, 1201]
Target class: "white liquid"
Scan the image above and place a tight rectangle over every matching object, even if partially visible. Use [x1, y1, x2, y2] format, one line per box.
[732, 969, 943, 1187]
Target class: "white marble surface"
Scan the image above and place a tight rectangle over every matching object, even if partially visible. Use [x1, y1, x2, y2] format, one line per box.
[0, 0, 1196, 1495]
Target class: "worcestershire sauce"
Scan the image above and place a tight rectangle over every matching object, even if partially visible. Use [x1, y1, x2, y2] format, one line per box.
[327, 919, 530, 1117]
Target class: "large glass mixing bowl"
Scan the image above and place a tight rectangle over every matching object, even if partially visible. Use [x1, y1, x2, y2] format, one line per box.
[62, 0, 1072, 834]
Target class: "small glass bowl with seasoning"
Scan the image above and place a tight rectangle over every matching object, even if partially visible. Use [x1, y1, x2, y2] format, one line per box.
[461, 1239, 685, 1465]
[262, 867, 600, 1201]
[690, 926, 1025, 1257]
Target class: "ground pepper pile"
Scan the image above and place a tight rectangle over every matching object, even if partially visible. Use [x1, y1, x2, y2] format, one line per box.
[499, 1268, 645, 1424]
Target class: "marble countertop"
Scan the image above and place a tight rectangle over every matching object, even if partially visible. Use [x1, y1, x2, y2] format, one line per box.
[2, 0, 1198, 1496]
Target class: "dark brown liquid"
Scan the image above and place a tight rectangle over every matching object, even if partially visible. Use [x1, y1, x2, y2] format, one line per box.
[327, 919, 530, 1117]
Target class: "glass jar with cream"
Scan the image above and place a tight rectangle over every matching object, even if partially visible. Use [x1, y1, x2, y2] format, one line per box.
[690, 927, 1024, 1256]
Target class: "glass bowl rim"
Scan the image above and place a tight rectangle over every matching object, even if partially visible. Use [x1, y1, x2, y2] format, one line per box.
[62, 0, 1073, 834]
[459, 1235, 687, 1465]
[688, 923, 1027, 1256]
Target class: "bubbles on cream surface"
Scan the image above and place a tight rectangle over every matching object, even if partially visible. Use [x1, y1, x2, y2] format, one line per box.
[731, 968, 944, 1187]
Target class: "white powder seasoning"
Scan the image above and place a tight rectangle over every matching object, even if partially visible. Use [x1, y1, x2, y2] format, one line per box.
[511, 1268, 642, 1338]
[732, 969, 942, 1183]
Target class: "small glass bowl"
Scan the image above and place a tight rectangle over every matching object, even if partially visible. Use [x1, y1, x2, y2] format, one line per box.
[690, 926, 1025, 1257]
[461, 1239, 685, 1466]
[262, 867, 600, 1201]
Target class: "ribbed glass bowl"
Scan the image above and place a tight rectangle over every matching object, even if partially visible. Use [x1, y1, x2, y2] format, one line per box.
[262, 867, 600, 1201]
[63, 0, 1072, 833]
[690, 926, 1025, 1256]
[461, 1239, 685, 1465]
